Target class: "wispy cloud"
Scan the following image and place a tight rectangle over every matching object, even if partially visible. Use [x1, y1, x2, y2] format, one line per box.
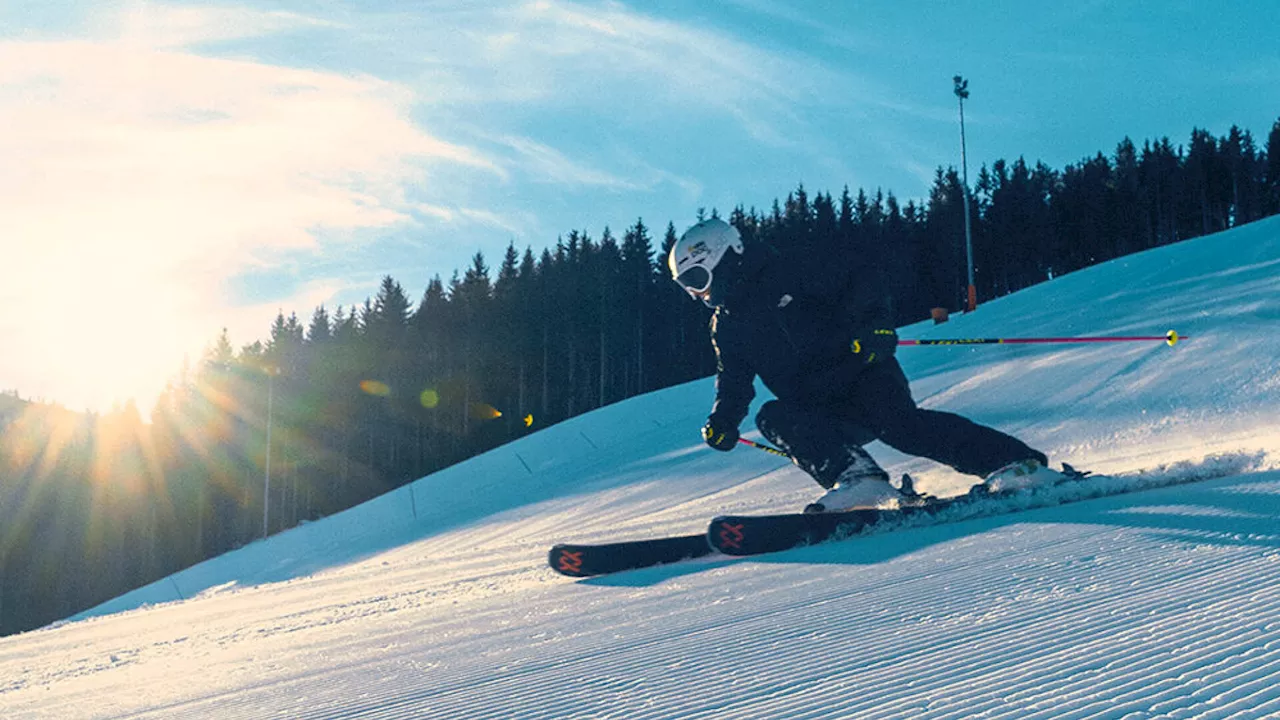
[103, 3, 343, 48]
[410, 203, 537, 238]
[404, 0, 854, 145]
[0, 3, 497, 411]
[457, 208, 539, 237]
[498, 136, 647, 189]
[0, 0, 923, 413]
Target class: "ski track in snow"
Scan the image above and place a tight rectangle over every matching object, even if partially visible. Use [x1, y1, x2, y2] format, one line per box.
[5, 218, 1280, 718]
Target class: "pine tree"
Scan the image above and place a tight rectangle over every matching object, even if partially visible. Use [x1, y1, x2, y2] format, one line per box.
[922, 167, 968, 311]
[1266, 118, 1280, 214]
[1185, 128, 1222, 236]
[1113, 137, 1144, 255]
[306, 306, 332, 345]
[368, 276, 412, 345]
[621, 219, 654, 393]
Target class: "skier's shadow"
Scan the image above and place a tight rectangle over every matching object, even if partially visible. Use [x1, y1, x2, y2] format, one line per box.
[582, 469, 1280, 587]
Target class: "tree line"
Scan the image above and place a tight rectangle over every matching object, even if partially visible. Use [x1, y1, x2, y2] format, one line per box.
[2, 118, 1279, 636]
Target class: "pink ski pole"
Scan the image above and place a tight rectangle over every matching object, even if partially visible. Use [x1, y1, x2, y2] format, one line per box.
[898, 329, 1187, 347]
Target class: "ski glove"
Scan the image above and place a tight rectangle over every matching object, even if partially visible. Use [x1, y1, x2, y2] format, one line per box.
[850, 327, 898, 366]
[702, 418, 739, 452]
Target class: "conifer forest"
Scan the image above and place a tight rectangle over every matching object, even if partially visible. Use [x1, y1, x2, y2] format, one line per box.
[3, 120, 1279, 636]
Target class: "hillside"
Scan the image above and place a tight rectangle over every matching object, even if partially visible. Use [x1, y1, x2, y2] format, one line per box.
[3, 216, 1280, 719]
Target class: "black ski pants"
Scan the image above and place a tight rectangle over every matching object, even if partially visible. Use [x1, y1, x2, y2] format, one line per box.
[755, 358, 1045, 487]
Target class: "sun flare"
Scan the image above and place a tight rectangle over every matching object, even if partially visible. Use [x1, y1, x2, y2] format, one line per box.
[21, 264, 203, 417]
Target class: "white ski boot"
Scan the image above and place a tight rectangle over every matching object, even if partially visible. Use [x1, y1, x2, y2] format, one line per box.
[804, 474, 902, 514]
[982, 458, 1066, 494]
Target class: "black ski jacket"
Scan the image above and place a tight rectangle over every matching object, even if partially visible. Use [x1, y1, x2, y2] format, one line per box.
[708, 243, 895, 429]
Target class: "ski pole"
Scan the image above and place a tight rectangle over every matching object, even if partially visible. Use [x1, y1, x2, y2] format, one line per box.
[738, 437, 791, 458]
[898, 329, 1187, 347]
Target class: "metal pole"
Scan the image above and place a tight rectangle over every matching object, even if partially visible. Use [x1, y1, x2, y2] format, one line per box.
[263, 369, 273, 539]
[737, 437, 791, 458]
[898, 330, 1187, 347]
[954, 75, 976, 312]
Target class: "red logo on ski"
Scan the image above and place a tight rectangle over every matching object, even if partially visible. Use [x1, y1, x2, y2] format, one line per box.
[717, 522, 745, 550]
[556, 550, 584, 574]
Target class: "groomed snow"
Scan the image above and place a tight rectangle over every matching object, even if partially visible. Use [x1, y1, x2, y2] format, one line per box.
[5, 217, 1280, 719]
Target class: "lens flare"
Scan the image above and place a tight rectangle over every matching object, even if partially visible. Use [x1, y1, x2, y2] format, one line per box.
[468, 403, 502, 420]
[419, 389, 439, 408]
[359, 380, 390, 397]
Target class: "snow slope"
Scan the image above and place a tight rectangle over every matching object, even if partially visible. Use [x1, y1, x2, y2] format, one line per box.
[5, 217, 1280, 719]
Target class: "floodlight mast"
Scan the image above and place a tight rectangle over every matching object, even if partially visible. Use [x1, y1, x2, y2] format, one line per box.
[954, 75, 976, 312]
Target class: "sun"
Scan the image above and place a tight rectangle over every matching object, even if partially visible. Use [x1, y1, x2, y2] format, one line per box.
[19, 268, 200, 418]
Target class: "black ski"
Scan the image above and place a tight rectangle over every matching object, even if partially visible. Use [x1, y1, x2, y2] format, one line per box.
[549, 534, 714, 577]
[709, 465, 1092, 556]
[710, 503, 939, 556]
[555, 460, 1249, 570]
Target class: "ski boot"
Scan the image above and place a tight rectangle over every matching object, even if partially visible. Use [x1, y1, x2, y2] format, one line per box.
[980, 458, 1068, 494]
[804, 476, 902, 513]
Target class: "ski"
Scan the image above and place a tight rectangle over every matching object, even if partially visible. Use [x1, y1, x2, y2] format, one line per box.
[709, 465, 1093, 556]
[549, 534, 714, 577]
[554, 458, 1254, 572]
[711, 503, 944, 556]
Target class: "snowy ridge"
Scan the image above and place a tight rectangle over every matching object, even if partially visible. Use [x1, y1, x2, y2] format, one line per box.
[4, 216, 1280, 718]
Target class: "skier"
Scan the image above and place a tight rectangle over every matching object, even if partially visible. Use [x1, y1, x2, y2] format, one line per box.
[669, 217, 1063, 513]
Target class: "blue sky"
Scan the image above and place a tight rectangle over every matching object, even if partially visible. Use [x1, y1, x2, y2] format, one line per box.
[1, 0, 1277, 413]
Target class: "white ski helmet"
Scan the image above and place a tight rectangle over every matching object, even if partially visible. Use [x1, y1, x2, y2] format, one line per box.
[669, 218, 744, 305]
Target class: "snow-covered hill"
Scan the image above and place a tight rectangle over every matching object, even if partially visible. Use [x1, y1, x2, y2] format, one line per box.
[5, 217, 1280, 719]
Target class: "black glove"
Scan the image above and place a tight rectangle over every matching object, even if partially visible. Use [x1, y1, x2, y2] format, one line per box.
[702, 418, 739, 451]
[850, 327, 898, 366]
